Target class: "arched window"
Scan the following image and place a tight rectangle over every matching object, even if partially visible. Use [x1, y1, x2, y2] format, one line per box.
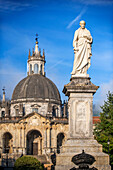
[30, 64, 32, 74]
[57, 133, 65, 153]
[3, 132, 13, 153]
[52, 105, 58, 117]
[34, 64, 38, 74]
[1, 111, 5, 117]
[40, 64, 42, 75]
[14, 105, 19, 116]
[32, 108, 38, 113]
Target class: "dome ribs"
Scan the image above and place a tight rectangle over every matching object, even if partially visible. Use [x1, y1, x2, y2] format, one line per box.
[11, 74, 61, 103]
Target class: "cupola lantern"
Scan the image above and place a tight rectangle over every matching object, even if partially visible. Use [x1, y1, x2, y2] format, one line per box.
[27, 35, 46, 76]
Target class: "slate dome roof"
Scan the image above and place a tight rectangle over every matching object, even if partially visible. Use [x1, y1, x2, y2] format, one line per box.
[12, 74, 61, 102]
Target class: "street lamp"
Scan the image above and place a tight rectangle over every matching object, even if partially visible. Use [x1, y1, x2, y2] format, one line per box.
[107, 139, 110, 155]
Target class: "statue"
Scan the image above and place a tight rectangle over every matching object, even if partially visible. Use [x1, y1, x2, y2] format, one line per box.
[71, 20, 93, 76]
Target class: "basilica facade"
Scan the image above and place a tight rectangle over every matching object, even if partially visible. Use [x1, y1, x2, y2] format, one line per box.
[0, 37, 68, 166]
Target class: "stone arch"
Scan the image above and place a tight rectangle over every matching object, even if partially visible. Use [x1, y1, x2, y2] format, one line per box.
[2, 132, 13, 153]
[26, 129, 42, 155]
[1, 110, 5, 117]
[57, 132, 65, 154]
[52, 105, 58, 117]
[34, 64, 38, 74]
[14, 105, 19, 116]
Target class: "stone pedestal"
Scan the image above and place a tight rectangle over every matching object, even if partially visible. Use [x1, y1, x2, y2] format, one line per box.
[55, 77, 111, 170]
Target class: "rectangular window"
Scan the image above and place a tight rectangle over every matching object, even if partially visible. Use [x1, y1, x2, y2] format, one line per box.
[32, 108, 38, 113]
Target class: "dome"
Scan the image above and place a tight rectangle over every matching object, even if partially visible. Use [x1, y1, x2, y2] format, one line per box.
[12, 74, 61, 103]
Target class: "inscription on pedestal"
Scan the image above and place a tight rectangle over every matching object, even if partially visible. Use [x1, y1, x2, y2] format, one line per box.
[76, 102, 86, 136]
[77, 102, 85, 120]
[69, 99, 91, 138]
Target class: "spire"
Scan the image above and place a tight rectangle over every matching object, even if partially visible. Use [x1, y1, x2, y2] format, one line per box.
[39, 48, 41, 56]
[29, 49, 31, 56]
[2, 87, 5, 103]
[35, 33, 39, 54]
[43, 49, 45, 59]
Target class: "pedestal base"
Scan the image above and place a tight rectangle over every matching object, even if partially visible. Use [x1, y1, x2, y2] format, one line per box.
[55, 138, 111, 170]
[71, 73, 89, 78]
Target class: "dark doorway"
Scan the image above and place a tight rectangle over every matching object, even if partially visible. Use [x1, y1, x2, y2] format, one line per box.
[27, 130, 42, 155]
[33, 143, 38, 155]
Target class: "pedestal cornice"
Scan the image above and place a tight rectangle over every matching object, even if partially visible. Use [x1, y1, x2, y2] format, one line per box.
[63, 77, 99, 96]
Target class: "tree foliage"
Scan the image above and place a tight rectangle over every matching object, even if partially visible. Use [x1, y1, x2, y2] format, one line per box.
[14, 155, 44, 170]
[94, 91, 113, 167]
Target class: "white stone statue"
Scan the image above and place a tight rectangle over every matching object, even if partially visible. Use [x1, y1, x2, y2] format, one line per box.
[71, 20, 93, 76]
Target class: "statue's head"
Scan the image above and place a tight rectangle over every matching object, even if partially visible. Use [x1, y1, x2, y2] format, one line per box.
[80, 20, 86, 29]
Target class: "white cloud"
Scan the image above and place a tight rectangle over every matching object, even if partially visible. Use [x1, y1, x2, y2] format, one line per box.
[67, 7, 87, 29]
[47, 59, 64, 71]
[80, 0, 113, 5]
[92, 50, 113, 72]
[0, 58, 26, 99]
[100, 79, 113, 104]
[93, 79, 113, 115]
[0, 1, 33, 12]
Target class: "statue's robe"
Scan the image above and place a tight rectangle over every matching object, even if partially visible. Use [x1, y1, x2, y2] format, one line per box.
[72, 27, 92, 75]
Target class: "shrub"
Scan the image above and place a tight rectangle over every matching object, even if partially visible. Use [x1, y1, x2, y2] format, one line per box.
[14, 155, 44, 170]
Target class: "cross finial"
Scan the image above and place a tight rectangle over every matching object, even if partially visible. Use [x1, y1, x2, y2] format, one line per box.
[35, 33, 38, 44]
[2, 86, 5, 93]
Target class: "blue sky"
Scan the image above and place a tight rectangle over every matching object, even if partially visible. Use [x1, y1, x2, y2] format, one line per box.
[0, 0, 113, 112]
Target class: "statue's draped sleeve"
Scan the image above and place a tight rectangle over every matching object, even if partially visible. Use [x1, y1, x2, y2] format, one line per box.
[87, 30, 93, 44]
[73, 30, 79, 49]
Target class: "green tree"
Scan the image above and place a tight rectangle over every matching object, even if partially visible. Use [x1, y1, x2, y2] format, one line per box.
[14, 155, 44, 170]
[94, 91, 113, 167]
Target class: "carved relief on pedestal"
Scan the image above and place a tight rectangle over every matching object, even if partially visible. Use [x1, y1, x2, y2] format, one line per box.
[69, 99, 91, 138]
[76, 101, 86, 136]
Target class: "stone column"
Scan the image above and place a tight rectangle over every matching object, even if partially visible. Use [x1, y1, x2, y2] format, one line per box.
[13, 126, 17, 153]
[47, 128, 51, 153]
[40, 137, 42, 155]
[43, 127, 47, 154]
[50, 128, 52, 149]
[63, 102, 67, 118]
[51, 125, 57, 152]
[20, 128, 22, 148]
[23, 122, 27, 154]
